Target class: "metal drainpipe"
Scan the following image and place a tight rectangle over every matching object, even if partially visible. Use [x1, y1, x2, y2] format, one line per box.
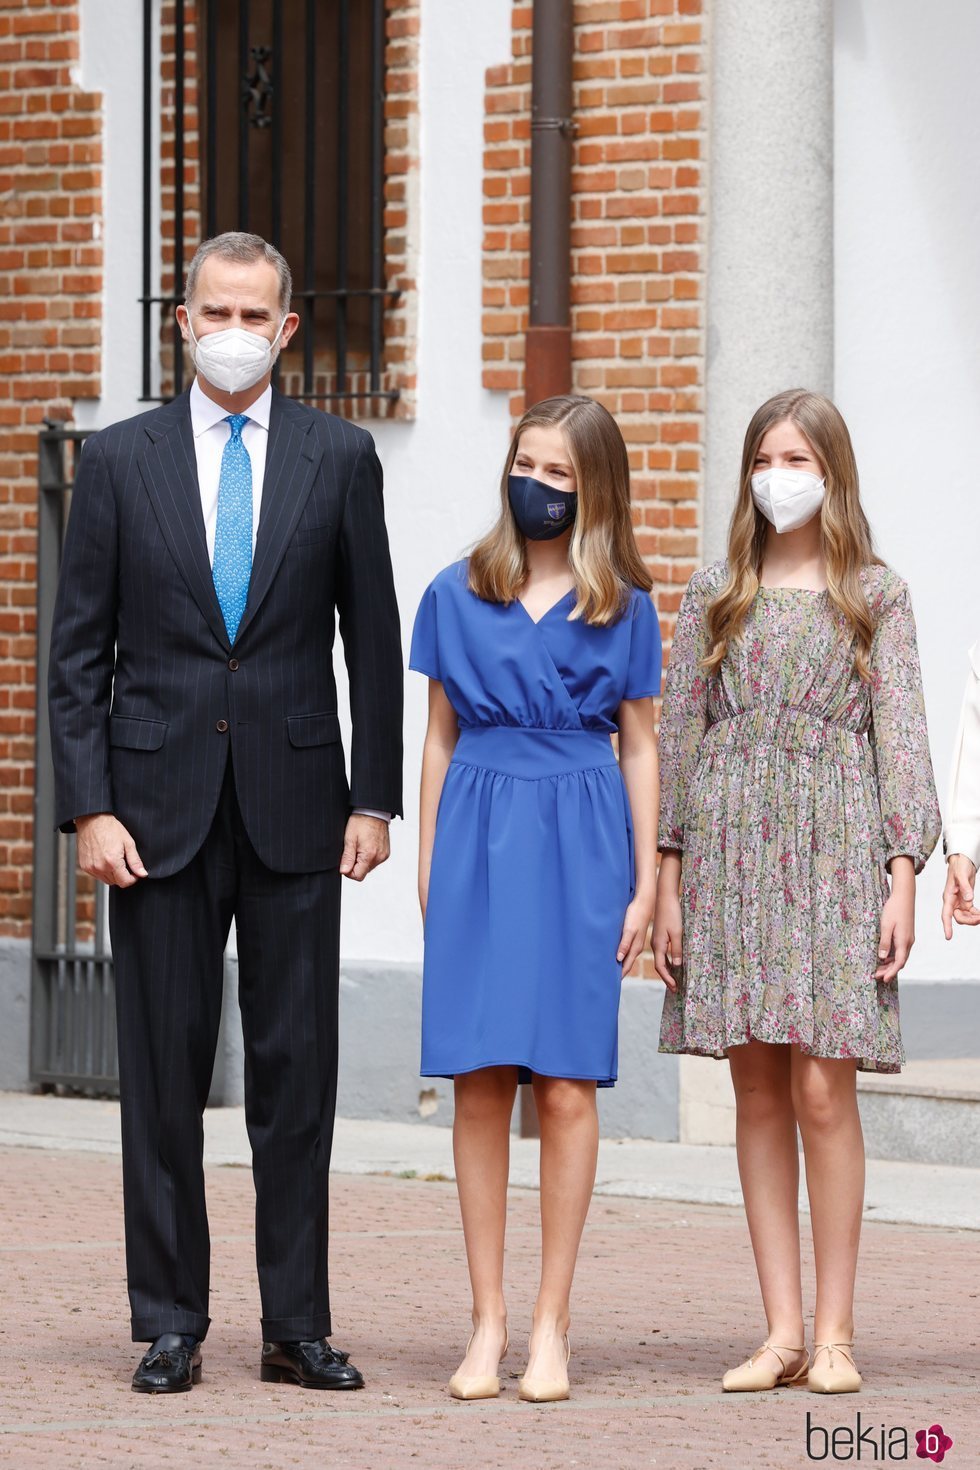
[519, 0, 575, 1141]
[524, 0, 574, 411]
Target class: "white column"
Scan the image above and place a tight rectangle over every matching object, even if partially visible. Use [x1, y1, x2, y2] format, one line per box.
[76, 0, 158, 426]
[703, 0, 834, 561]
[834, 0, 980, 983]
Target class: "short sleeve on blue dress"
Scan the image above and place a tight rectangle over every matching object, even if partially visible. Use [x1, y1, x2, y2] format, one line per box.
[623, 590, 663, 700]
[409, 579, 442, 680]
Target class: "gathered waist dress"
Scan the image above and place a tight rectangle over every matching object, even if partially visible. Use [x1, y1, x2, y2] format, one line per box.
[657, 562, 941, 1074]
[411, 560, 662, 1087]
[452, 724, 620, 778]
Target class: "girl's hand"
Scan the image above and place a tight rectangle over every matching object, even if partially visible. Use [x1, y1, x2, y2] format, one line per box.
[418, 867, 429, 923]
[942, 854, 980, 939]
[652, 888, 682, 992]
[876, 862, 915, 982]
[617, 893, 655, 977]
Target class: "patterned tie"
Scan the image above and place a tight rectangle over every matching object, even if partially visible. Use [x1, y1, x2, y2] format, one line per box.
[212, 413, 253, 643]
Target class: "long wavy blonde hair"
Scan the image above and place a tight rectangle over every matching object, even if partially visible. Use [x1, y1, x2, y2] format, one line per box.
[469, 395, 652, 626]
[704, 389, 883, 680]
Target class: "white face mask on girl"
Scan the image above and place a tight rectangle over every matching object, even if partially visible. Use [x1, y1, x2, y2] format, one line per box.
[188, 316, 285, 395]
[750, 468, 826, 534]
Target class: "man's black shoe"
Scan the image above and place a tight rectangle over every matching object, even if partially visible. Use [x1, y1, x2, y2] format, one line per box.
[132, 1334, 202, 1393]
[260, 1338, 365, 1390]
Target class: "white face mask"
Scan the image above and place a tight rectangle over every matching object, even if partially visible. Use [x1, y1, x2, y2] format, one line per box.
[187, 316, 285, 395]
[750, 468, 826, 534]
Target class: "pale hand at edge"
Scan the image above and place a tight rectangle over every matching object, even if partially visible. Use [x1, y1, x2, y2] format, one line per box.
[942, 854, 980, 940]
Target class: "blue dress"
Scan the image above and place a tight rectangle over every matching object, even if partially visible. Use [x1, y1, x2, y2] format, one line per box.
[410, 560, 662, 1087]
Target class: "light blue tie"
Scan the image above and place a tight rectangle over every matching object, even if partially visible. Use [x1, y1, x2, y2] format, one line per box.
[212, 413, 253, 643]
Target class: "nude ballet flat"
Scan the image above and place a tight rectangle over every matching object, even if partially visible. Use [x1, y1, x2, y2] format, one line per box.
[448, 1329, 509, 1401]
[808, 1341, 862, 1394]
[518, 1333, 571, 1404]
[722, 1342, 809, 1392]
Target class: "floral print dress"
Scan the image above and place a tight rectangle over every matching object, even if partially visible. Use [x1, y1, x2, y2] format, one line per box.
[657, 561, 941, 1072]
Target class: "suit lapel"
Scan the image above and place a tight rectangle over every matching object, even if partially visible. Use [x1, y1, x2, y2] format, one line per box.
[234, 390, 322, 642]
[138, 391, 231, 651]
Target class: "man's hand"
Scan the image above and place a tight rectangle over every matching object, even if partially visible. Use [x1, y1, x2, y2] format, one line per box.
[339, 814, 391, 881]
[76, 813, 148, 887]
[942, 853, 980, 939]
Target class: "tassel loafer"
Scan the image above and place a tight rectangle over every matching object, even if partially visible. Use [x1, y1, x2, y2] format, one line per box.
[260, 1338, 365, 1390]
[132, 1334, 202, 1394]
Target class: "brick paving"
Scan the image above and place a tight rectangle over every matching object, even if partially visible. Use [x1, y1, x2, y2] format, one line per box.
[0, 1146, 977, 1470]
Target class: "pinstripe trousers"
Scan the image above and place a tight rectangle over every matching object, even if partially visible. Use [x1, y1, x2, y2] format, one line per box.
[109, 758, 341, 1344]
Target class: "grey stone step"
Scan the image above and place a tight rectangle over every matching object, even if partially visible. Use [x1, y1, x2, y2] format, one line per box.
[857, 1060, 980, 1169]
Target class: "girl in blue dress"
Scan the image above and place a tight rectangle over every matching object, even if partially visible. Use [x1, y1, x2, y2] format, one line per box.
[411, 395, 661, 1404]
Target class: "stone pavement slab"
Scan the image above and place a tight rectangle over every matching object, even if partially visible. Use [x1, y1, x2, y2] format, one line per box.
[1, 1091, 977, 1230]
[0, 1146, 977, 1470]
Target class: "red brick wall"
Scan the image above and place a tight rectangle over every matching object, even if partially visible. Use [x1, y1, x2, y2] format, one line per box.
[0, 0, 103, 937]
[159, 0, 419, 418]
[378, 0, 419, 419]
[483, 0, 705, 977]
[483, 0, 704, 577]
[158, 0, 200, 399]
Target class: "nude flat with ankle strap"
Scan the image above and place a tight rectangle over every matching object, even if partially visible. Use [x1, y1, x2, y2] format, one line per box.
[518, 1333, 571, 1403]
[722, 1342, 809, 1392]
[808, 1341, 862, 1394]
[448, 1330, 509, 1401]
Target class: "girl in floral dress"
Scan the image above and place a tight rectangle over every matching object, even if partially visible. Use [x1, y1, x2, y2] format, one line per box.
[652, 390, 941, 1395]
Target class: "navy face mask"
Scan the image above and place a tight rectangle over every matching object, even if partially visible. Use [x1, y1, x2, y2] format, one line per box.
[507, 474, 578, 541]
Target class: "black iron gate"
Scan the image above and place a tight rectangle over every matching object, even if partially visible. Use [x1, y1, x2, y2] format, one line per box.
[31, 424, 118, 1094]
[141, 0, 397, 410]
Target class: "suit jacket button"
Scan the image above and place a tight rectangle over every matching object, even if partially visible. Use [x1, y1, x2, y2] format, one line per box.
[216, 719, 229, 733]
[228, 658, 239, 671]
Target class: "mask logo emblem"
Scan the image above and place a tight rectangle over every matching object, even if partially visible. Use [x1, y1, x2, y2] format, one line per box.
[547, 503, 566, 520]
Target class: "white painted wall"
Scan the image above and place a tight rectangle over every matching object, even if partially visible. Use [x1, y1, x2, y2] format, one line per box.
[76, 0, 515, 966]
[75, 0, 157, 427]
[834, 0, 980, 980]
[343, 0, 515, 961]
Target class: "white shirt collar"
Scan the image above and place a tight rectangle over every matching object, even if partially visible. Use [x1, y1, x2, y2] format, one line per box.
[190, 377, 272, 437]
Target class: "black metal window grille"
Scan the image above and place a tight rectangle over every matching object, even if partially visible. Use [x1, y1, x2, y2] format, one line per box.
[32, 425, 118, 1094]
[141, 0, 398, 409]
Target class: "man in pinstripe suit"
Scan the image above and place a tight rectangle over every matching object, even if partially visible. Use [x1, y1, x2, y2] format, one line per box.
[49, 233, 403, 1394]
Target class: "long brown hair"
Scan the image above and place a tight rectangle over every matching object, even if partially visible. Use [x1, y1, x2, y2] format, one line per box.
[468, 395, 652, 625]
[704, 389, 883, 680]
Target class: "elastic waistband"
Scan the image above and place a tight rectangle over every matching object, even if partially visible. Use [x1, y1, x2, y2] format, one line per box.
[702, 706, 869, 762]
[452, 726, 618, 780]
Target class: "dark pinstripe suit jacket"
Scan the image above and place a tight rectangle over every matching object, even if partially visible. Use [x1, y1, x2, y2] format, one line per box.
[48, 388, 404, 877]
